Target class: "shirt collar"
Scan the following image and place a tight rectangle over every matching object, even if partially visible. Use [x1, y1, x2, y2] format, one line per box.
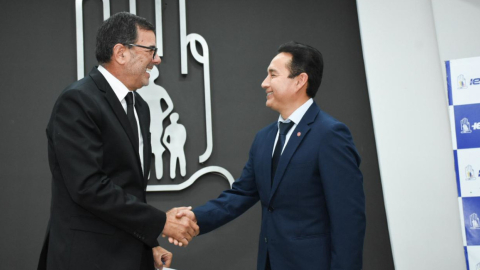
[278, 98, 313, 125]
[97, 65, 133, 103]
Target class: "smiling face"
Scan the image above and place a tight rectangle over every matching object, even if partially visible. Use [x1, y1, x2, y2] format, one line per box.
[123, 28, 161, 90]
[261, 52, 298, 116]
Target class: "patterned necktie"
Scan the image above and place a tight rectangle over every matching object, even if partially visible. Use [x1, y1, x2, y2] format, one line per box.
[271, 121, 295, 185]
[125, 92, 139, 147]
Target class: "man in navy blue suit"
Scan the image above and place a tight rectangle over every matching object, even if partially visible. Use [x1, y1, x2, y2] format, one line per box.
[176, 41, 366, 269]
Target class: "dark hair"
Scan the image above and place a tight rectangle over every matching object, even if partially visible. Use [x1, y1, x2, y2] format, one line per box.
[95, 12, 155, 64]
[277, 41, 323, 98]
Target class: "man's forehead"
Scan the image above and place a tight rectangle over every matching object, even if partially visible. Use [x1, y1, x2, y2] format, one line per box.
[268, 53, 291, 72]
[267, 66, 278, 73]
[136, 29, 156, 45]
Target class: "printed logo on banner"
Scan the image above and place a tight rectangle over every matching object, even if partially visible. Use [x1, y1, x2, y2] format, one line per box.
[461, 118, 474, 134]
[454, 104, 480, 149]
[459, 75, 468, 89]
[466, 165, 477, 181]
[472, 213, 480, 230]
[472, 77, 480, 87]
[462, 197, 480, 245]
[457, 74, 480, 89]
[455, 149, 480, 197]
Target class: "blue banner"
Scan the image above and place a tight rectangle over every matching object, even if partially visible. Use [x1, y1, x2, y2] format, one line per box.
[447, 56, 480, 270]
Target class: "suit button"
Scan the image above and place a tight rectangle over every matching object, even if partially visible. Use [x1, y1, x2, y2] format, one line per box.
[268, 206, 274, 212]
[265, 237, 268, 243]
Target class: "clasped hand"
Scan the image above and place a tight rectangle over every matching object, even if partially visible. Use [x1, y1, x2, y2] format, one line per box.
[162, 207, 199, 247]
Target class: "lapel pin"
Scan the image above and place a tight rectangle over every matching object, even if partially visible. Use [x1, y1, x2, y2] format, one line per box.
[297, 132, 301, 137]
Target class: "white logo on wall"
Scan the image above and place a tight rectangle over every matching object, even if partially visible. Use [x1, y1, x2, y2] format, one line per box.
[460, 118, 480, 134]
[461, 118, 473, 133]
[458, 74, 468, 89]
[471, 213, 480, 229]
[75, 0, 234, 192]
[466, 165, 477, 181]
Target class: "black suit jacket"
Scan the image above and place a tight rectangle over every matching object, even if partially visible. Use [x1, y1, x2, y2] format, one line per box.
[38, 67, 166, 270]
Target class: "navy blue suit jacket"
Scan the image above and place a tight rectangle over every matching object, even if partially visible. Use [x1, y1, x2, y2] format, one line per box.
[193, 102, 365, 270]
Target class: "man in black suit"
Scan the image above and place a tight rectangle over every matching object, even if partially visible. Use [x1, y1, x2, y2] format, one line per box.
[38, 12, 198, 270]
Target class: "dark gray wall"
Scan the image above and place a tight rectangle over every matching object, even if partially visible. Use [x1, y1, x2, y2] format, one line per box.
[0, 0, 394, 269]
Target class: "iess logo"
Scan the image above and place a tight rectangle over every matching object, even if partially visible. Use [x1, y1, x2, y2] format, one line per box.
[457, 74, 480, 89]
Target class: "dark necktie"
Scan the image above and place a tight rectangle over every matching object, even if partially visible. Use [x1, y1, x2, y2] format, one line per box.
[271, 121, 295, 185]
[125, 92, 139, 147]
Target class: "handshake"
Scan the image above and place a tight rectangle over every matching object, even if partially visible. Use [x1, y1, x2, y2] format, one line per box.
[152, 207, 198, 269]
[162, 206, 199, 247]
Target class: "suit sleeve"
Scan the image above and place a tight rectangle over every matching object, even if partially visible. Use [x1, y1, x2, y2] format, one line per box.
[52, 89, 165, 247]
[318, 122, 366, 270]
[193, 135, 260, 235]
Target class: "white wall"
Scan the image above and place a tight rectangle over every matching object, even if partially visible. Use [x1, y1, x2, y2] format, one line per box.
[432, 0, 480, 62]
[432, 0, 480, 91]
[357, 1, 466, 269]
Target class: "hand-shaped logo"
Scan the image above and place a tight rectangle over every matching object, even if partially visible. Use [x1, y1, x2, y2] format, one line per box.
[461, 118, 473, 134]
[466, 165, 476, 181]
[76, 0, 234, 192]
[458, 74, 468, 89]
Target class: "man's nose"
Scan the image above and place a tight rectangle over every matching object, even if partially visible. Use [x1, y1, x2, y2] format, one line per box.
[153, 53, 161, 65]
[261, 77, 269, 89]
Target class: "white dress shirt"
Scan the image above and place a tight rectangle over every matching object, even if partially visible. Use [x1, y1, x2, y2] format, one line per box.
[98, 65, 144, 173]
[272, 98, 313, 156]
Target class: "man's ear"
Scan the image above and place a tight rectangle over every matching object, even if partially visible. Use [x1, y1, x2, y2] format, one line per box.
[112, 44, 127, 65]
[295, 73, 309, 92]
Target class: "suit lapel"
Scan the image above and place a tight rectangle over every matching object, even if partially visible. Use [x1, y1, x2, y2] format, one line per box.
[89, 68, 143, 173]
[268, 103, 320, 203]
[134, 92, 151, 182]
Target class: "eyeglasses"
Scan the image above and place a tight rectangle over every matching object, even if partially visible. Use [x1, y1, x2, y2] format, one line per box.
[128, 44, 158, 59]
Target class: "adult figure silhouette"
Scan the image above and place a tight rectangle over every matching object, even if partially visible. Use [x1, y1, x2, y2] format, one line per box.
[137, 65, 174, 180]
[163, 113, 187, 179]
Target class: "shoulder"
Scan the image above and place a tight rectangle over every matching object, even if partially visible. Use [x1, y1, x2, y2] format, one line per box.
[58, 76, 98, 100]
[308, 110, 355, 147]
[258, 121, 277, 134]
[53, 77, 102, 115]
[315, 110, 349, 132]
[255, 121, 276, 138]
[313, 111, 361, 165]
[248, 121, 276, 150]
